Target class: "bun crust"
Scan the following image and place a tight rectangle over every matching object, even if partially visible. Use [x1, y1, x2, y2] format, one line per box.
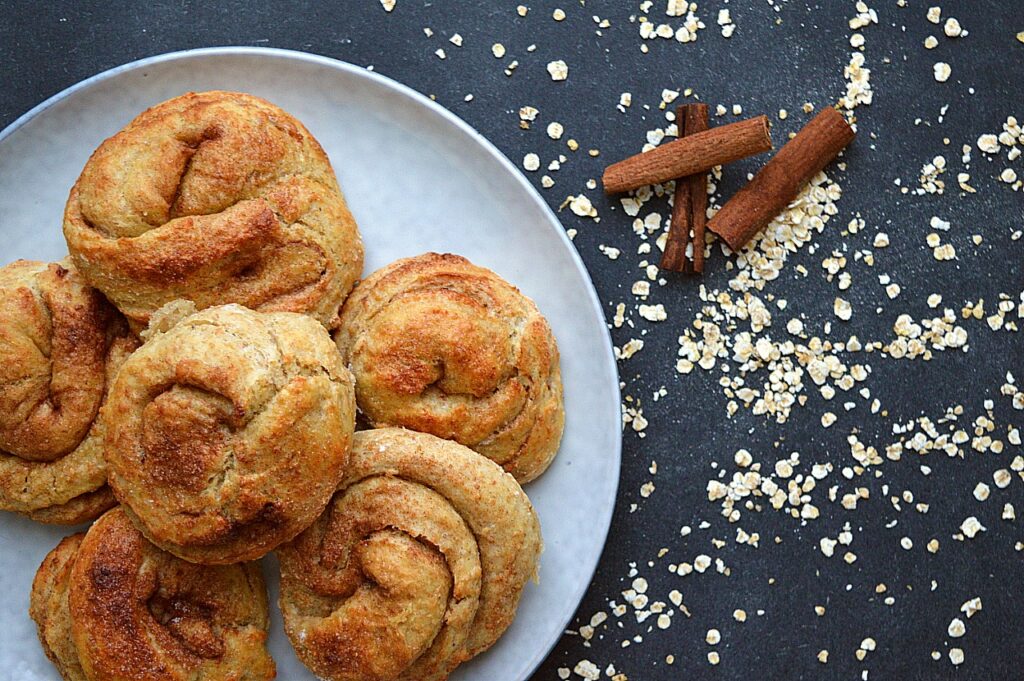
[335, 253, 564, 482]
[277, 428, 541, 681]
[0, 259, 136, 524]
[104, 303, 355, 564]
[30, 508, 276, 681]
[29, 533, 88, 681]
[63, 90, 363, 330]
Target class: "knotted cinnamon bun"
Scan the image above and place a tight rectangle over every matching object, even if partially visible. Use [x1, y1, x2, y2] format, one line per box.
[277, 428, 542, 681]
[335, 253, 564, 483]
[104, 303, 355, 564]
[63, 90, 363, 330]
[0, 259, 136, 524]
[30, 507, 275, 681]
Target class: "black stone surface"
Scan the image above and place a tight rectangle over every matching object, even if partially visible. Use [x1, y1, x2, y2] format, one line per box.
[1, 1, 1021, 679]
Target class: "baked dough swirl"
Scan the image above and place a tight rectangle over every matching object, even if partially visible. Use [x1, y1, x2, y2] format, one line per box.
[0, 259, 136, 524]
[63, 90, 363, 330]
[334, 253, 564, 483]
[29, 533, 88, 681]
[104, 303, 355, 564]
[30, 507, 275, 681]
[277, 428, 542, 681]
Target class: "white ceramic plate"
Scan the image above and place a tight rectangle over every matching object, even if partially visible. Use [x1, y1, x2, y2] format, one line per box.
[0, 47, 620, 680]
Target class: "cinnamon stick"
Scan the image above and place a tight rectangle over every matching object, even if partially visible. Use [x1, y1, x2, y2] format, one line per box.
[685, 105, 709, 273]
[661, 103, 709, 272]
[603, 115, 772, 194]
[708, 107, 855, 251]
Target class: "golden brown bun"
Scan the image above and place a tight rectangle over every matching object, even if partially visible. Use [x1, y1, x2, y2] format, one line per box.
[30, 507, 276, 681]
[0, 259, 137, 524]
[277, 428, 542, 681]
[104, 303, 355, 564]
[63, 90, 363, 331]
[334, 253, 564, 483]
[29, 533, 88, 681]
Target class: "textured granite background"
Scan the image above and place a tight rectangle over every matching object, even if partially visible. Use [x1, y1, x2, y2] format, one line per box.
[1, 1, 1021, 679]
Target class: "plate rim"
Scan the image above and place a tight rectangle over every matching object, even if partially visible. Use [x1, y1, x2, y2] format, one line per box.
[0, 45, 622, 679]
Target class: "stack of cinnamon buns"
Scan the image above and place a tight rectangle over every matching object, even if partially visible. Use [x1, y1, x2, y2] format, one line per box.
[0, 91, 564, 681]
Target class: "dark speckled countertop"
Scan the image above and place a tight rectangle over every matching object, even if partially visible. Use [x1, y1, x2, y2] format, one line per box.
[1, 1, 1022, 679]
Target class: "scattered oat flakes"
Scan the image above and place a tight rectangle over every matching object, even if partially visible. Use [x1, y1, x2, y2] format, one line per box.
[573, 659, 600, 680]
[834, 297, 853, 321]
[568, 194, 597, 218]
[960, 516, 986, 538]
[962, 597, 983, 618]
[948, 618, 966, 638]
[717, 9, 735, 38]
[841, 52, 873, 111]
[547, 60, 569, 81]
[977, 133, 1000, 153]
[639, 304, 667, 322]
[616, 339, 644, 361]
[994, 469, 1012, 488]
